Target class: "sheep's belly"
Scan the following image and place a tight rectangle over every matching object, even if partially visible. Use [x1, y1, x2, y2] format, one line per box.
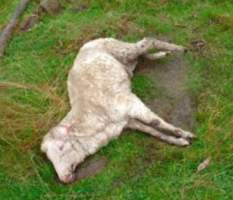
[76, 121, 127, 155]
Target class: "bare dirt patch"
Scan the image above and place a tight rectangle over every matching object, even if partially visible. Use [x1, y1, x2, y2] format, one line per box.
[75, 156, 107, 181]
[137, 54, 196, 131]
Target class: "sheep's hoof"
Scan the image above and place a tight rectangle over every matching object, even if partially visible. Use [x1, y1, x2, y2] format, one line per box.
[176, 138, 190, 147]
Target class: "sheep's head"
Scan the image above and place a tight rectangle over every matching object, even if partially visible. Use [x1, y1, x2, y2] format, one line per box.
[41, 126, 86, 183]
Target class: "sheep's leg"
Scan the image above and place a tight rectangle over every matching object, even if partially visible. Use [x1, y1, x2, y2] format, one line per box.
[136, 38, 186, 55]
[127, 94, 195, 139]
[153, 38, 186, 52]
[103, 38, 140, 64]
[103, 38, 185, 65]
[127, 119, 189, 146]
[143, 51, 171, 60]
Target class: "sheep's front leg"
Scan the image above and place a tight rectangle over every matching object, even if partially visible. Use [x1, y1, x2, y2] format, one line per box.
[137, 38, 186, 55]
[143, 51, 171, 60]
[153, 38, 186, 52]
[127, 94, 195, 140]
[127, 119, 189, 146]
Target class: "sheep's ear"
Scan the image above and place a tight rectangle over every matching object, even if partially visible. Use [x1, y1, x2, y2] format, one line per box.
[41, 125, 69, 153]
[41, 138, 49, 153]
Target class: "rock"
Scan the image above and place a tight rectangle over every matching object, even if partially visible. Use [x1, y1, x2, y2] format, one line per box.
[190, 39, 206, 50]
[196, 157, 211, 173]
[20, 15, 39, 31]
[40, 0, 61, 15]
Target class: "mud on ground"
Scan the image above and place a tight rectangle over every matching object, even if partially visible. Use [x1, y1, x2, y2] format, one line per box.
[137, 54, 196, 131]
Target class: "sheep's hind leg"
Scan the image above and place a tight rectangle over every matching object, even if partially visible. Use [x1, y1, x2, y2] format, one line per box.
[127, 94, 195, 140]
[127, 119, 189, 146]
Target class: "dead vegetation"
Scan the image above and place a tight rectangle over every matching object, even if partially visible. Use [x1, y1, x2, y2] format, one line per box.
[212, 14, 233, 31]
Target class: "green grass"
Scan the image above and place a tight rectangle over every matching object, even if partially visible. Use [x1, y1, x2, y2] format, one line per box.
[132, 74, 157, 101]
[0, 0, 233, 199]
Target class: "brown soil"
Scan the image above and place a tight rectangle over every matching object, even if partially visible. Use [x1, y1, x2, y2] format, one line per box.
[137, 54, 196, 131]
[75, 156, 107, 181]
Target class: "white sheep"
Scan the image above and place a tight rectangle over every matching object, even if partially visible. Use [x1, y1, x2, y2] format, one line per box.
[41, 37, 195, 183]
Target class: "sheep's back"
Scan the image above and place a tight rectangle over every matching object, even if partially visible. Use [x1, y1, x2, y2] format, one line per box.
[67, 50, 131, 134]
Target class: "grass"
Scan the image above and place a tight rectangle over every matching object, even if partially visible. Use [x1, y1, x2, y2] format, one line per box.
[0, 0, 233, 199]
[132, 74, 157, 101]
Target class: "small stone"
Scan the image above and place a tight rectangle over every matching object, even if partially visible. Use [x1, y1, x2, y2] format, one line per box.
[191, 39, 206, 49]
[196, 157, 211, 173]
[40, 0, 61, 15]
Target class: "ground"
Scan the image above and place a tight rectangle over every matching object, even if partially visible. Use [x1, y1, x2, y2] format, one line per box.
[0, 0, 233, 199]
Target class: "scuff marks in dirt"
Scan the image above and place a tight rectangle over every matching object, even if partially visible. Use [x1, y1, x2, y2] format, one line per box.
[137, 54, 197, 131]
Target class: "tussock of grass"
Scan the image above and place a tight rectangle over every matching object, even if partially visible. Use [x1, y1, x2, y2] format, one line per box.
[0, 0, 233, 199]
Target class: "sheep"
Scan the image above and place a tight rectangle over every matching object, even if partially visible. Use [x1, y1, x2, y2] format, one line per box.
[41, 37, 195, 183]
